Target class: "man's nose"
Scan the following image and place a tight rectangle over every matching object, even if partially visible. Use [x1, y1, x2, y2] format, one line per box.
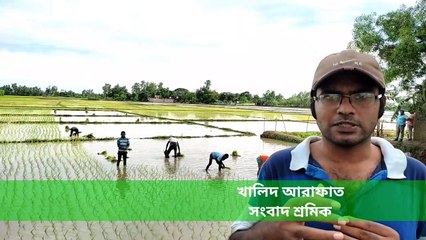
[337, 96, 355, 114]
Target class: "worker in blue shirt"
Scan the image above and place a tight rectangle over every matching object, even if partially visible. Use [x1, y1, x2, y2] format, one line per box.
[205, 152, 229, 172]
[116, 131, 130, 168]
[394, 110, 409, 142]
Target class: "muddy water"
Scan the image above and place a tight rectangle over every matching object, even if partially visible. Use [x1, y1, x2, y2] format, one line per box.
[0, 109, 401, 239]
[54, 110, 130, 116]
[85, 137, 292, 180]
[59, 123, 241, 139]
[200, 120, 320, 136]
[55, 116, 147, 123]
[0, 136, 293, 240]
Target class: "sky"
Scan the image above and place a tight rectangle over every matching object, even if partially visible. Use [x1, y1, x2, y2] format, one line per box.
[0, 0, 417, 97]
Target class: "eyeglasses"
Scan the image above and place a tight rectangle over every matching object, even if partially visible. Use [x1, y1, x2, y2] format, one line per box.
[313, 92, 383, 108]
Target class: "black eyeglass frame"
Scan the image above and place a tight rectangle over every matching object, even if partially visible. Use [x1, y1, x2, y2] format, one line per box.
[312, 92, 383, 107]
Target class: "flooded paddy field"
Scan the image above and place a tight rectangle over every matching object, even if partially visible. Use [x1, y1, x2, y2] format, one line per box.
[55, 116, 167, 123]
[199, 120, 320, 136]
[0, 106, 295, 240]
[54, 110, 131, 116]
[58, 123, 241, 139]
[0, 103, 400, 239]
[0, 137, 290, 240]
[0, 138, 288, 181]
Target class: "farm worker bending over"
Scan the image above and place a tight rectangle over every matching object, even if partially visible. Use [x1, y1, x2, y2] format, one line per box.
[256, 155, 269, 176]
[117, 131, 130, 168]
[205, 152, 229, 172]
[69, 126, 80, 137]
[164, 136, 181, 158]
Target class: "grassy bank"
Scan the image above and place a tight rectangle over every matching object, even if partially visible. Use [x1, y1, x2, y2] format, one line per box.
[261, 131, 426, 163]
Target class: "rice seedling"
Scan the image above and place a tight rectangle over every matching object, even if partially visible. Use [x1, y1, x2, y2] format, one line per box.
[97, 150, 108, 156]
[232, 150, 240, 157]
[83, 133, 95, 139]
[106, 156, 117, 162]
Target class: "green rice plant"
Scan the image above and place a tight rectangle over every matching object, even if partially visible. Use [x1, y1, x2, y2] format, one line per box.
[231, 150, 240, 157]
[0, 123, 62, 142]
[98, 150, 108, 156]
[83, 133, 95, 139]
[106, 155, 117, 162]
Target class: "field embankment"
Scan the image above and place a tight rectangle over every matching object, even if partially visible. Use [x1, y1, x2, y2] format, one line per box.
[261, 131, 426, 163]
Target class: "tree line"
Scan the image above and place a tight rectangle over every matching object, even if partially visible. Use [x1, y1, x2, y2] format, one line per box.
[0, 80, 311, 108]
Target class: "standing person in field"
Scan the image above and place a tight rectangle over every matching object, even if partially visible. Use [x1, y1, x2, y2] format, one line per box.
[117, 131, 130, 168]
[394, 109, 408, 142]
[256, 155, 269, 176]
[407, 111, 416, 141]
[164, 136, 181, 158]
[205, 152, 229, 172]
[229, 49, 426, 239]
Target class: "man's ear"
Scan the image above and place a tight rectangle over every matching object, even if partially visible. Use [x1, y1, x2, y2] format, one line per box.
[310, 90, 317, 119]
[378, 95, 386, 118]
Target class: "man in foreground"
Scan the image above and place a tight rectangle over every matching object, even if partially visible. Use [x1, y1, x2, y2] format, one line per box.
[229, 50, 426, 239]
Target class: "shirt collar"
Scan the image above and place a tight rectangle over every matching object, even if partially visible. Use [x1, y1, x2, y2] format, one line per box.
[289, 136, 407, 179]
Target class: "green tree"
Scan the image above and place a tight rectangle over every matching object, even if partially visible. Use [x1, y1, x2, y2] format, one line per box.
[238, 91, 253, 104]
[352, 0, 426, 120]
[218, 92, 238, 104]
[144, 82, 158, 100]
[81, 89, 99, 99]
[57, 90, 77, 97]
[131, 81, 160, 101]
[0, 85, 13, 95]
[102, 83, 112, 99]
[157, 82, 172, 99]
[173, 88, 196, 103]
[284, 91, 311, 108]
[111, 84, 129, 101]
[258, 90, 283, 106]
[196, 80, 219, 104]
[44, 85, 58, 96]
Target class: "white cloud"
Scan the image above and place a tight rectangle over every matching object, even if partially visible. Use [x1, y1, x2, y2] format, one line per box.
[0, 0, 417, 97]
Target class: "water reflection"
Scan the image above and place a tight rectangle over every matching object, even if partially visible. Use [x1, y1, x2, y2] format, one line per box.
[164, 157, 180, 174]
[206, 171, 226, 180]
[116, 167, 130, 199]
[85, 137, 292, 180]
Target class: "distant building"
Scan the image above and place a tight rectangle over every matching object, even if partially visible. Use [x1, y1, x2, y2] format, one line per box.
[148, 96, 175, 103]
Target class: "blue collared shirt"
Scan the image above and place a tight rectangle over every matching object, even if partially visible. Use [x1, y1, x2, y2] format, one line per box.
[232, 137, 426, 239]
